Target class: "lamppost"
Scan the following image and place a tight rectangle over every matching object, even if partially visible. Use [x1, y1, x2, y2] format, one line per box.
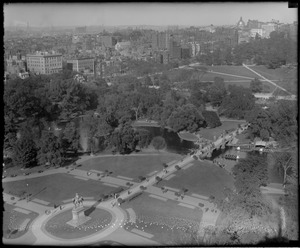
[26, 183, 29, 202]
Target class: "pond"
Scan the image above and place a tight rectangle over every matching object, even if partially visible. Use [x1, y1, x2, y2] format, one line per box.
[136, 126, 198, 155]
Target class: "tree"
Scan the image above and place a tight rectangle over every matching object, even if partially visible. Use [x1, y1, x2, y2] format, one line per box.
[167, 104, 204, 133]
[62, 121, 81, 154]
[135, 128, 151, 149]
[232, 154, 270, 217]
[37, 131, 64, 167]
[219, 85, 255, 119]
[269, 100, 297, 146]
[109, 124, 137, 154]
[4, 77, 49, 122]
[207, 77, 227, 107]
[250, 78, 263, 93]
[273, 152, 296, 188]
[12, 135, 37, 168]
[202, 111, 222, 128]
[151, 136, 166, 151]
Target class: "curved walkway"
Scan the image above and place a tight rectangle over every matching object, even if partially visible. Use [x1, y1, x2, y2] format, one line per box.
[33, 201, 126, 245]
[3, 147, 224, 245]
[3, 199, 127, 245]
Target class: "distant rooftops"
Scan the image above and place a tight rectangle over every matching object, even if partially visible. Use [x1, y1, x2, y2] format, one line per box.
[26, 51, 62, 57]
[68, 57, 94, 61]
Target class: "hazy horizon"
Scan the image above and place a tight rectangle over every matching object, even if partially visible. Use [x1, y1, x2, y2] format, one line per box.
[4, 2, 297, 28]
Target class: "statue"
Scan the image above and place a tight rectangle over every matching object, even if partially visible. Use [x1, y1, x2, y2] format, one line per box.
[72, 193, 84, 209]
[67, 193, 90, 227]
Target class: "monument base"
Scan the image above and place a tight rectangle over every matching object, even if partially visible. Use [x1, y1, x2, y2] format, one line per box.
[66, 206, 91, 227]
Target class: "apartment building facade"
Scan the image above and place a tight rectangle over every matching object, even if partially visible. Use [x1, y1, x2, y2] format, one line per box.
[67, 57, 95, 75]
[26, 52, 62, 75]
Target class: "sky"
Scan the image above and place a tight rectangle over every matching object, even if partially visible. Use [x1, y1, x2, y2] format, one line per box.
[4, 2, 298, 27]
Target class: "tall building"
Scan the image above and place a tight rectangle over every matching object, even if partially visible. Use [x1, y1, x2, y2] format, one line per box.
[261, 23, 276, 38]
[250, 28, 263, 38]
[67, 57, 95, 75]
[151, 32, 169, 50]
[247, 19, 262, 29]
[188, 42, 201, 57]
[289, 21, 297, 41]
[181, 46, 191, 59]
[26, 52, 62, 75]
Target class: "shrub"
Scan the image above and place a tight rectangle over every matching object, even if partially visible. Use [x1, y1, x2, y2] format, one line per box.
[193, 155, 198, 160]
[151, 136, 166, 151]
[175, 165, 181, 170]
[140, 185, 147, 190]
[198, 203, 204, 207]
[138, 176, 146, 182]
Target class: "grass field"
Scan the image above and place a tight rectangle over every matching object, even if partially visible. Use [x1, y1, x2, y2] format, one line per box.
[198, 120, 243, 141]
[206, 66, 259, 78]
[3, 174, 116, 205]
[122, 193, 202, 245]
[251, 65, 297, 81]
[81, 153, 182, 180]
[3, 203, 39, 240]
[159, 160, 234, 200]
[195, 65, 292, 93]
[45, 208, 112, 239]
[201, 73, 253, 82]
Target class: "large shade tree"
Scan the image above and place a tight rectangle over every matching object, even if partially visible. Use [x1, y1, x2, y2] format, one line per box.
[37, 131, 64, 167]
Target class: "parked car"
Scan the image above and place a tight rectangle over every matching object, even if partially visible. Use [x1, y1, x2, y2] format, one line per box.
[10, 174, 17, 177]
[38, 170, 44, 173]
[24, 172, 31, 176]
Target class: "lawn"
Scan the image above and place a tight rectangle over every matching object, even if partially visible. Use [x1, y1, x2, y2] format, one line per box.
[3, 203, 39, 240]
[3, 173, 117, 205]
[44, 208, 112, 239]
[206, 66, 259, 78]
[81, 153, 182, 180]
[201, 73, 253, 82]
[122, 193, 202, 245]
[198, 121, 243, 141]
[251, 65, 297, 81]
[159, 160, 235, 200]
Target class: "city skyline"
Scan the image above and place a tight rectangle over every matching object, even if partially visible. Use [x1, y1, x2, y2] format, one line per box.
[4, 2, 297, 28]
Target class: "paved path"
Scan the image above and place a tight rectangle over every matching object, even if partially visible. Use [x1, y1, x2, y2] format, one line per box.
[242, 63, 293, 95]
[3, 149, 223, 245]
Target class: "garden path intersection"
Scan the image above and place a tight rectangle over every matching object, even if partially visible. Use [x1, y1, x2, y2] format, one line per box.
[3, 143, 243, 245]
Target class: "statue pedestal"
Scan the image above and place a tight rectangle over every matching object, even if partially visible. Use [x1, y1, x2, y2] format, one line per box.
[66, 206, 91, 227]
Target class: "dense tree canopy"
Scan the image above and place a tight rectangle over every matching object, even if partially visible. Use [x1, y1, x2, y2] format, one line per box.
[151, 136, 166, 151]
[231, 154, 270, 218]
[219, 85, 255, 119]
[167, 104, 204, 132]
[12, 131, 38, 168]
[202, 110, 222, 128]
[250, 78, 263, 93]
[37, 131, 64, 167]
[246, 100, 297, 145]
[207, 77, 227, 107]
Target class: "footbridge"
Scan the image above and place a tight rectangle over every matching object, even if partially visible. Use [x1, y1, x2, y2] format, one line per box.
[193, 123, 249, 159]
